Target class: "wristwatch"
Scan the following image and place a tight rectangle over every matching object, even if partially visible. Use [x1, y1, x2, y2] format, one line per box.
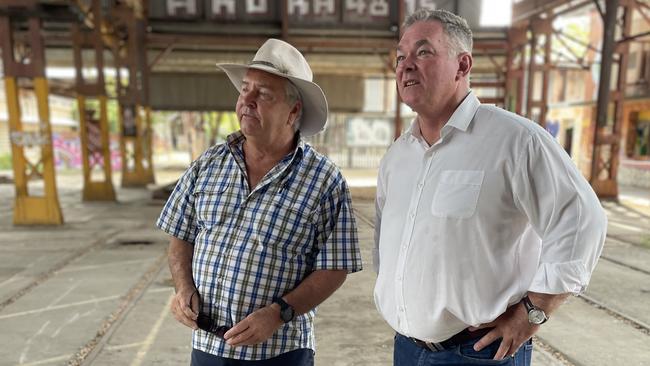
[273, 297, 295, 323]
[522, 296, 549, 325]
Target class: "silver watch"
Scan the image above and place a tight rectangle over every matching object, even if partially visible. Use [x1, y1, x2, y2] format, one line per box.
[522, 296, 548, 325]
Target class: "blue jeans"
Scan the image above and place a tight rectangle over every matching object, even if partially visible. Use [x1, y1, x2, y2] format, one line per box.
[191, 348, 313, 366]
[394, 333, 533, 366]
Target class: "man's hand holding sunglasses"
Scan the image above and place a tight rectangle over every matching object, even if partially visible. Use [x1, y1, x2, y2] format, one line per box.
[223, 303, 285, 347]
[170, 285, 200, 330]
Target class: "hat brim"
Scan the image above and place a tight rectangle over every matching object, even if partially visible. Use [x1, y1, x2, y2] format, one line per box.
[216, 63, 328, 137]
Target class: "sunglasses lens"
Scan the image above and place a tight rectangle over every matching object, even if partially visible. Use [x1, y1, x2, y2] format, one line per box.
[215, 326, 230, 338]
[197, 313, 230, 338]
[197, 314, 213, 331]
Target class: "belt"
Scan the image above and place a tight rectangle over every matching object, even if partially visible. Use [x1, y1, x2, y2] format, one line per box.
[410, 327, 493, 352]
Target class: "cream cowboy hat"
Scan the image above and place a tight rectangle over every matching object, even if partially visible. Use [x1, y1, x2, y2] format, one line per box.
[216, 38, 328, 137]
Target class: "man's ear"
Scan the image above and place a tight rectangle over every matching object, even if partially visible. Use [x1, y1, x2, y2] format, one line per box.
[288, 100, 302, 126]
[457, 53, 473, 79]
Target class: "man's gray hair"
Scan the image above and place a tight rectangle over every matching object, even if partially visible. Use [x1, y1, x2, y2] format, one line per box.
[285, 80, 303, 133]
[403, 8, 473, 56]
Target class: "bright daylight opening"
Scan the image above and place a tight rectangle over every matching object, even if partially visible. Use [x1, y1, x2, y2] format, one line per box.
[480, 0, 512, 27]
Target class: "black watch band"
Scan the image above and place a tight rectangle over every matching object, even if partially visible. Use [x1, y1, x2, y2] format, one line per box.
[273, 297, 295, 323]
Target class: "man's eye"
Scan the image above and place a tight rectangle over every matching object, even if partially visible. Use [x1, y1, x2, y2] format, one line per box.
[396, 55, 405, 65]
[417, 49, 430, 56]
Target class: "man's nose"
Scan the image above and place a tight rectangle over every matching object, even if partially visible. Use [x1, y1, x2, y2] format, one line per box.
[402, 54, 416, 72]
[241, 89, 257, 107]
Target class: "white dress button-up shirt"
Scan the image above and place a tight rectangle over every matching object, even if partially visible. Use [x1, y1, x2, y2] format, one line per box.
[373, 91, 607, 342]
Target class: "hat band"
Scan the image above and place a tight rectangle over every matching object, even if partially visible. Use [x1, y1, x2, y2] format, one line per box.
[249, 60, 289, 75]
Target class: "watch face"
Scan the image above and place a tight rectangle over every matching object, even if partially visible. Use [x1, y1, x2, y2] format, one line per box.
[280, 307, 294, 322]
[528, 309, 547, 324]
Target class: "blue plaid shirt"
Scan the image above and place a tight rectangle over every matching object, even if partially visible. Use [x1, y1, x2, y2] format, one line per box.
[156, 131, 362, 360]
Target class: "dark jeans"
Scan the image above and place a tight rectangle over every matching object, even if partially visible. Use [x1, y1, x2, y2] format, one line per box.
[394, 333, 533, 366]
[191, 348, 314, 366]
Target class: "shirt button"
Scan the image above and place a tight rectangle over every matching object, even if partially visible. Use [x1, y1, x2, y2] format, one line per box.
[410, 212, 415, 218]
[418, 182, 424, 189]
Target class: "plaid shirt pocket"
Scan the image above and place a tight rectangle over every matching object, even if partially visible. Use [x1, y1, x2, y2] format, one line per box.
[255, 193, 315, 260]
[193, 184, 234, 230]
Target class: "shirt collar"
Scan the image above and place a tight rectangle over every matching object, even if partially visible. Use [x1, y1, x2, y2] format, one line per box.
[445, 90, 480, 132]
[403, 90, 481, 143]
[226, 130, 305, 171]
[226, 130, 305, 155]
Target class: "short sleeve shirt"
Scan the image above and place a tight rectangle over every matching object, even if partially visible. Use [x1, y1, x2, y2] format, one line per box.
[157, 131, 362, 360]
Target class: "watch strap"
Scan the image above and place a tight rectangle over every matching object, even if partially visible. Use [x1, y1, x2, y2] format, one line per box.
[273, 297, 294, 323]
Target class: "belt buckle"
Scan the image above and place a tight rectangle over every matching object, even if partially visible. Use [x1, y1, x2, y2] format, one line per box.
[412, 338, 444, 352]
[425, 341, 445, 352]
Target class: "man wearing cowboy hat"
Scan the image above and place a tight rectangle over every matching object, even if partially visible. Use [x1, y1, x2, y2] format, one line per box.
[157, 39, 362, 365]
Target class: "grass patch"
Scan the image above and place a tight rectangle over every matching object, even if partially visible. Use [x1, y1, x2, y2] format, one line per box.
[642, 236, 650, 249]
[0, 153, 12, 170]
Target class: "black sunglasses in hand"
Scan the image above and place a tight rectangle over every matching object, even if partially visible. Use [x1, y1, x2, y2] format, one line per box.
[191, 290, 231, 338]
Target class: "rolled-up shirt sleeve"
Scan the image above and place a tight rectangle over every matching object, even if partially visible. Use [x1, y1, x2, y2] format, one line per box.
[512, 130, 607, 295]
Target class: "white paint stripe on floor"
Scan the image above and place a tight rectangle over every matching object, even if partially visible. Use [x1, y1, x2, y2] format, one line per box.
[19, 320, 50, 364]
[0, 294, 121, 320]
[130, 293, 174, 366]
[60, 259, 154, 273]
[19, 353, 73, 366]
[609, 221, 643, 233]
[47, 282, 79, 308]
[619, 194, 650, 207]
[105, 341, 146, 351]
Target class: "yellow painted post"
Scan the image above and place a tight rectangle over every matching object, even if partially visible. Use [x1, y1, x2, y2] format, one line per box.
[120, 104, 150, 187]
[144, 106, 155, 184]
[1, 11, 64, 225]
[5, 77, 28, 199]
[77, 94, 115, 201]
[72, 5, 116, 202]
[7, 77, 64, 225]
[77, 96, 117, 201]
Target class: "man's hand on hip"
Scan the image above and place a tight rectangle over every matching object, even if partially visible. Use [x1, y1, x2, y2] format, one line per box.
[170, 286, 199, 330]
[224, 305, 284, 347]
[469, 301, 536, 360]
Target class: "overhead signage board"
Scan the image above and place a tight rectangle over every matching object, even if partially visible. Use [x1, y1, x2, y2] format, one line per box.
[149, 0, 449, 28]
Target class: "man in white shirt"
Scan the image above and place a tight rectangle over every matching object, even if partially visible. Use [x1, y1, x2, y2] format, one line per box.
[374, 8, 607, 365]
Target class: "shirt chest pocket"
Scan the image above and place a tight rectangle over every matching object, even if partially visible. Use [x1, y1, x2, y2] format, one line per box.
[431, 170, 484, 219]
[193, 185, 232, 229]
[256, 194, 314, 256]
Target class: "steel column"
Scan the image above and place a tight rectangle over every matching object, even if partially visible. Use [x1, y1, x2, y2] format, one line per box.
[0, 6, 63, 225]
[589, 0, 631, 197]
[111, 1, 155, 187]
[72, 0, 116, 201]
[525, 15, 552, 127]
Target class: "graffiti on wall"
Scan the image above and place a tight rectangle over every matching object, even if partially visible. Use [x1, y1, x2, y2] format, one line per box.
[51, 132, 122, 170]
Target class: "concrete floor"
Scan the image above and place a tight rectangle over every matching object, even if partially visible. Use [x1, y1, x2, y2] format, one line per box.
[0, 168, 648, 365]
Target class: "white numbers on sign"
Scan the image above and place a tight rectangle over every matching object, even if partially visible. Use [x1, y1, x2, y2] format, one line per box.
[211, 0, 236, 16]
[346, 0, 366, 15]
[167, 0, 197, 16]
[288, 0, 310, 15]
[247, 0, 268, 14]
[346, 0, 388, 16]
[405, 0, 437, 15]
[369, 0, 389, 16]
[314, 0, 335, 15]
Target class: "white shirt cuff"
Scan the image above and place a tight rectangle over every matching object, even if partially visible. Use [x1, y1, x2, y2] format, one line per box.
[528, 260, 590, 295]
